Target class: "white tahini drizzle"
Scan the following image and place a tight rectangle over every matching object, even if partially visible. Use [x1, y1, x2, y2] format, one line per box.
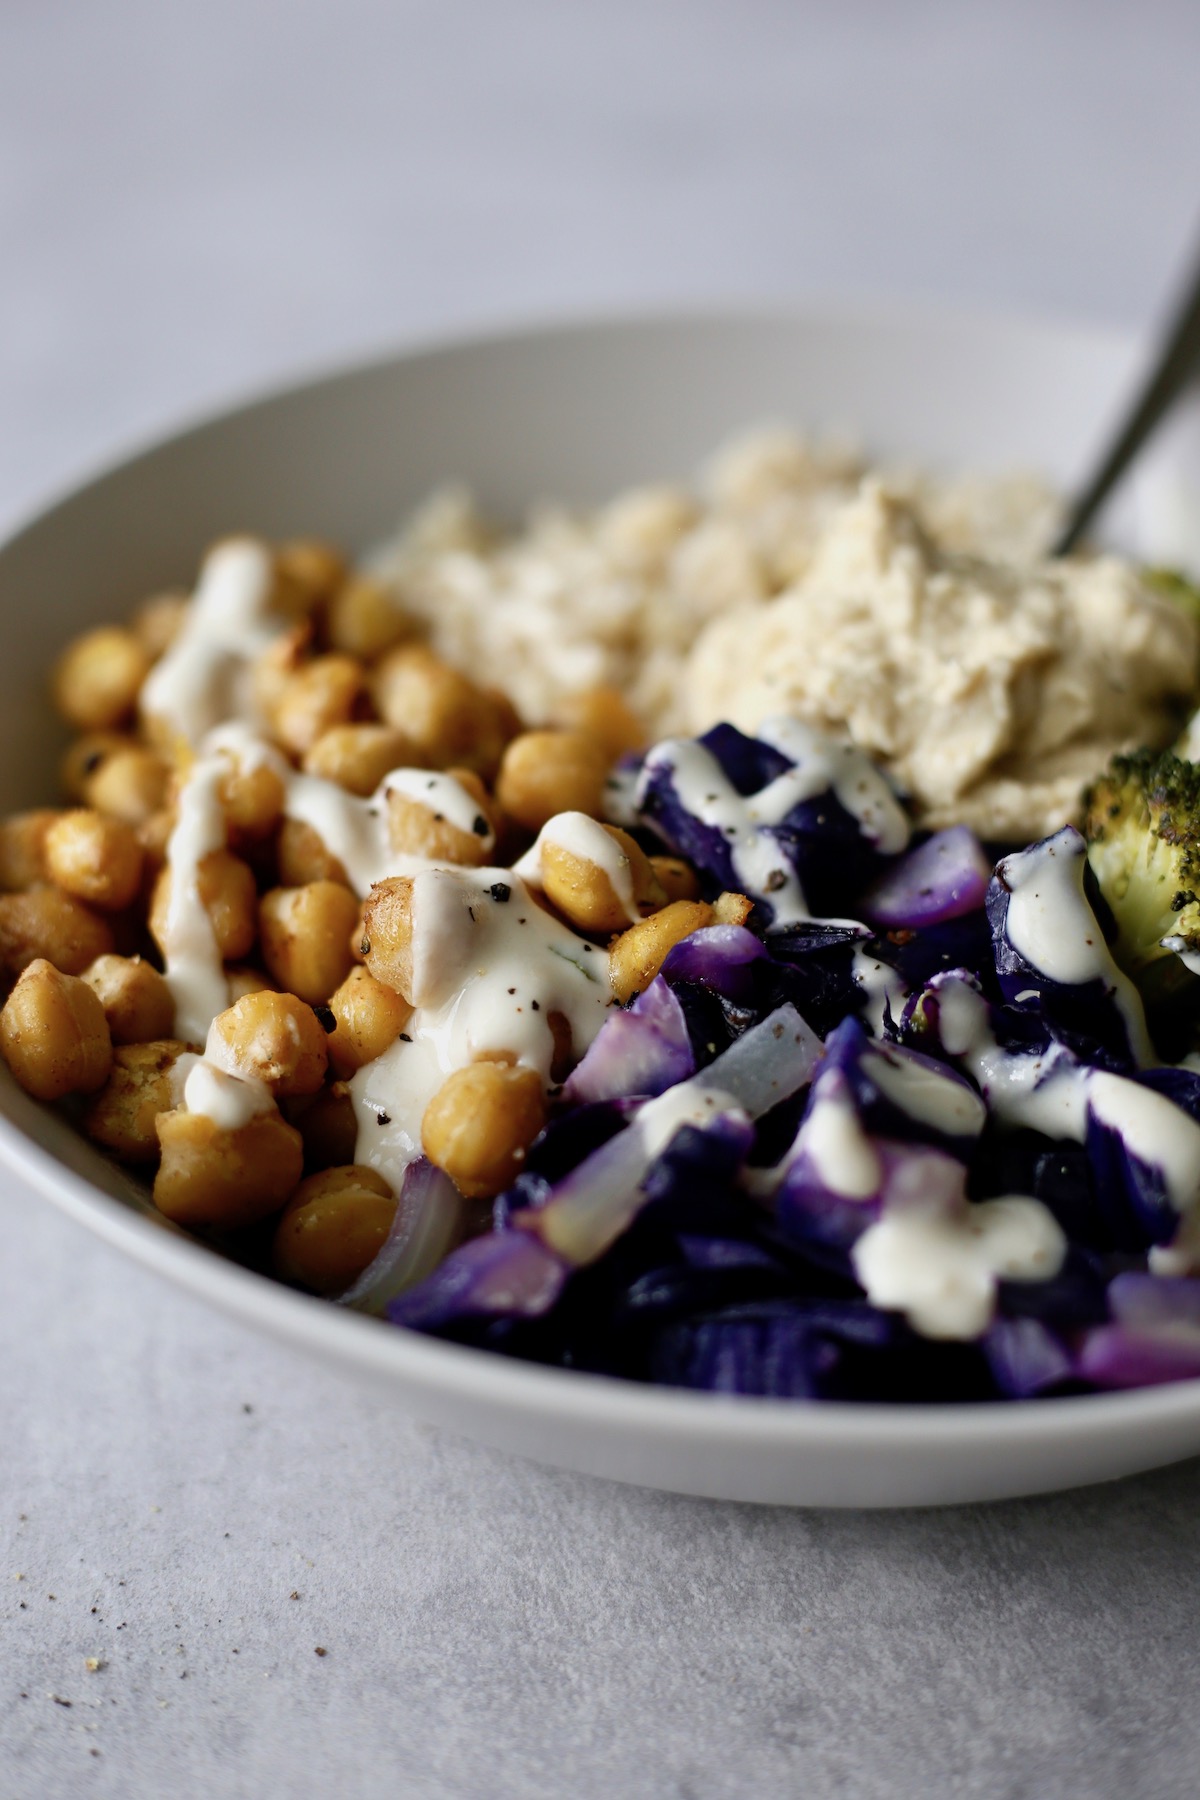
[140, 538, 282, 747]
[997, 827, 1153, 1066]
[635, 715, 908, 930]
[351, 868, 614, 1192]
[160, 751, 234, 1043]
[513, 812, 644, 925]
[852, 1191, 1066, 1340]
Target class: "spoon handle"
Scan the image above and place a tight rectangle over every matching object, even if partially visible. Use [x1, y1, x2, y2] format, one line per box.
[1055, 244, 1200, 555]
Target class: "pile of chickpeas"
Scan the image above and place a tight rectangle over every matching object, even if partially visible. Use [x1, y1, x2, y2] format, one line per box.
[0, 537, 745, 1300]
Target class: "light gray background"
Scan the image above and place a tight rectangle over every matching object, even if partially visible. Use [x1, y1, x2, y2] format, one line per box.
[4, 3, 1200, 1796]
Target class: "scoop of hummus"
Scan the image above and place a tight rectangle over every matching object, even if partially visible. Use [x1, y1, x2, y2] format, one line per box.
[685, 480, 1200, 842]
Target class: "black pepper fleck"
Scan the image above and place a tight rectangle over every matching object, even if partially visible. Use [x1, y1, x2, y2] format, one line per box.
[764, 870, 786, 892]
[360, 937, 371, 956]
[433, 813, 444, 823]
[531, 999, 540, 1011]
[398, 1032, 412, 1043]
[312, 1003, 336, 1033]
[376, 1111, 391, 1126]
[467, 906, 476, 922]
[489, 882, 511, 903]
[472, 815, 488, 836]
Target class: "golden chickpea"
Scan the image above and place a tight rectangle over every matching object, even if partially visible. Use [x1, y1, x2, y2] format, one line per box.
[422, 1061, 546, 1201]
[218, 760, 285, 843]
[302, 723, 421, 797]
[371, 646, 511, 777]
[225, 964, 278, 1001]
[325, 575, 411, 662]
[148, 848, 258, 964]
[607, 899, 715, 1004]
[713, 891, 754, 927]
[0, 958, 113, 1100]
[360, 876, 415, 1001]
[83, 953, 175, 1044]
[272, 654, 364, 757]
[153, 1107, 303, 1231]
[551, 685, 648, 758]
[294, 1080, 358, 1171]
[61, 732, 129, 801]
[208, 990, 330, 1096]
[649, 856, 701, 903]
[327, 965, 413, 1076]
[258, 880, 359, 1004]
[275, 817, 350, 888]
[130, 592, 189, 661]
[0, 810, 59, 891]
[274, 539, 347, 617]
[52, 627, 151, 731]
[273, 1165, 398, 1295]
[541, 822, 666, 935]
[137, 808, 176, 881]
[384, 770, 495, 865]
[43, 810, 144, 912]
[83, 1038, 189, 1161]
[84, 744, 171, 826]
[249, 624, 310, 722]
[0, 886, 114, 979]
[495, 729, 611, 834]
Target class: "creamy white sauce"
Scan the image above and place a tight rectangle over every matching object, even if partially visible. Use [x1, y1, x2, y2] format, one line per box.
[851, 946, 908, 1036]
[997, 828, 1153, 1066]
[860, 1043, 987, 1139]
[351, 868, 614, 1192]
[801, 1078, 883, 1199]
[513, 812, 643, 924]
[140, 538, 281, 746]
[160, 753, 233, 1044]
[175, 1055, 275, 1131]
[636, 719, 906, 932]
[852, 1192, 1066, 1340]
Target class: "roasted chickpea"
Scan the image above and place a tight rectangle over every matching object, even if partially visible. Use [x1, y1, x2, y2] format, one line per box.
[258, 880, 359, 1004]
[274, 539, 347, 616]
[607, 899, 715, 1004]
[85, 745, 171, 827]
[249, 624, 310, 723]
[43, 810, 144, 912]
[52, 627, 151, 731]
[130, 592, 189, 660]
[217, 760, 285, 844]
[61, 732, 129, 802]
[83, 1038, 189, 1161]
[384, 770, 495, 865]
[422, 1061, 546, 1201]
[327, 965, 413, 1075]
[153, 1106, 304, 1230]
[0, 959, 113, 1100]
[540, 821, 665, 935]
[275, 817, 350, 888]
[649, 855, 701, 903]
[83, 954, 175, 1044]
[0, 810, 59, 891]
[272, 1165, 398, 1295]
[148, 849, 257, 964]
[0, 886, 115, 979]
[359, 876, 415, 1001]
[272, 654, 363, 757]
[208, 991, 330, 1097]
[371, 645, 512, 776]
[225, 964, 278, 1001]
[551, 685, 648, 758]
[293, 1080, 358, 1171]
[325, 575, 410, 662]
[495, 729, 611, 834]
[302, 724, 421, 797]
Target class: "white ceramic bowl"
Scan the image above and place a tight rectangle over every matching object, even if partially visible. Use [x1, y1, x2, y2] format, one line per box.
[5, 304, 1198, 1509]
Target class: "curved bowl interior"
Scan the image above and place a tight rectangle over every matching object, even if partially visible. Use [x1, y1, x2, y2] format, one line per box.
[2, 304, 1192, 1509]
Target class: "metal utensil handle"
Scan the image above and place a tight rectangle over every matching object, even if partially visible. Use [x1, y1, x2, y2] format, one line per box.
[1055, 243, 1200, 555]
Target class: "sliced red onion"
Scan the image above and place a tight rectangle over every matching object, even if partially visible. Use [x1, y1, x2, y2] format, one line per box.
[523, 1003, 822, 1266]
[563, 976, 694, 1104]
[862, 827, 991, 929]
[338, 1157, 468, 1316]
[388, 1228, 568, 1330]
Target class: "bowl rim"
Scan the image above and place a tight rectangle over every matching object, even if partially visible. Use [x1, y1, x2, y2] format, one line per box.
[3, 297, 1194, 1454]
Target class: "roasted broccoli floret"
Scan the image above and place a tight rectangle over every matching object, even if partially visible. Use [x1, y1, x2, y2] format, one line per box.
[1082, 748, 1200, 1010]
